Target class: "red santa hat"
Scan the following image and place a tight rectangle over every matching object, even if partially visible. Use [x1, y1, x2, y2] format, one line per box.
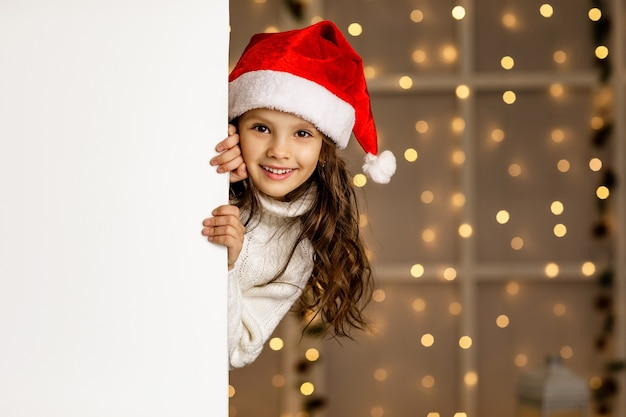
[228, 20, 396, 184]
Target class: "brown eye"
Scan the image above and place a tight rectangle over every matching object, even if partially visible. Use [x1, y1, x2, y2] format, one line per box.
[253, 124, 269, 134]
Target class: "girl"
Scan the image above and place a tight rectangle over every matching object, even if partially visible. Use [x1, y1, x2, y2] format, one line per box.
[202, 20, 396, 369]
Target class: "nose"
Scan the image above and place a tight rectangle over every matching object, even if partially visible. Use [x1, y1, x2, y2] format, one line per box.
[267, 134, 290, 159]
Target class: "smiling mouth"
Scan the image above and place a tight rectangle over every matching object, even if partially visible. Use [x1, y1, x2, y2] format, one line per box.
[262, 166, 294, 175]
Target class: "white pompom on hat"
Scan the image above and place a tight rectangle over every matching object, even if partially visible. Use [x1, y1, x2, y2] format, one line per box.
[228, 20, 396, 184]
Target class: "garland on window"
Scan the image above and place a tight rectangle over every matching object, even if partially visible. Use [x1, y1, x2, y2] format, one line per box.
[283, 0, 306, 21]
[298, 316, 327, 415]
[589, 1, 625, 415]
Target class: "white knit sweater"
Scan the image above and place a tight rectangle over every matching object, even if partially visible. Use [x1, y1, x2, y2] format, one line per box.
[228, 190, 315, 369]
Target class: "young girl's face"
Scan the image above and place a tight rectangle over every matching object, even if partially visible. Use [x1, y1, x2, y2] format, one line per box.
[238, 108, 323, 201]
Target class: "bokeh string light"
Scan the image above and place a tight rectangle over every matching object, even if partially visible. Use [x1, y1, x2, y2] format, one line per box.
[228, 1, 625, 416]
[588, 1, 625, 415]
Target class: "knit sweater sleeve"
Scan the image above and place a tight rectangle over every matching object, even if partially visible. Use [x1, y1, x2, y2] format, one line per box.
[227, 237, 314, 369]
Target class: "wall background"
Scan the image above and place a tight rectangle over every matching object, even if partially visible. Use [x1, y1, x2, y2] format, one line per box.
[227, 1, 625, 417]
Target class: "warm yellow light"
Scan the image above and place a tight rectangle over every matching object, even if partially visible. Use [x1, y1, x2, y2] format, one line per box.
[458, 223, 473, 238]
[410, 9, 425, 23]
[496, 210, 510, 224]
[501, 56, 515, 70]
[421, 190, 434, 204]
[553, 50, 567, 64]
[371, 406, 384, 417]
[589, 157, 602, 171]
[456, 84, 470, 99]
[506, 281, 520, 295]
[595, 45, 609, 59]
[551, 128, 565, 143]
[596, 185, 610, 199]
[589, 376, 602, 390]
[449, 302, 462, 315]
[550, 83, 564, 97]
[412, 297, 426, 311]
[373, 368, 388, 381]
[364, 65, 376, 79]
[443, 267, 457, 281]
[508, 163, 522, 177]
[415, 120, 429, 133]
[269, 337, 284, 351]
[582, 261, 596, 277]
[550, 200, 564, 215]
[412, 49, 427, 64]
[545, 262, 559, 278]
[511, 236, 524, 250]
[553, 223, 567, 237]
[410, 264, 425, 278]
[228, 384, 236, 397]
[451, 5, 466, 20]
[463, 371, 478, 386]
[399, 75, 413, 89]
[503, 90, 517, 104]
[253, 0, 266, 3]
[305, 348, 320, 362]
[372, 289, 386, 302]
[452, 192, 466, 208]
[515, 354, 528, 367]
[300, 381, 315, 396]
[359, 213, 369, 228]
[539, 4, 554, 18]
[347, 23, 363, 36]
[404, 148, 419, 162]
[427, 413, 441, 417]
[422, 228, 436, 242]
[496, 314, 510, 328]
[271, 374, 285, 387]
[442, 45, 458, 63]
[557, 159, 570, 173]
[588, 8, 602, 21]
[422, 375, 435, 388]
[502, 13, 517, 28]
[553, 303, 566, 316]
[452, 117, 465, 133]
[421, 333, 435, 347]
[560, 345, 573, 359]
[459, 336, 472, 349]
[264, 26, 279, 33]
[452, 150, 466, 165]
[353, 173, 367, 187]
[591, 116, 604, 129]
[491, 128, 505, 142]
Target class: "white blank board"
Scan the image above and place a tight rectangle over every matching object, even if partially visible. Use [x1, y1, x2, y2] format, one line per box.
[0, 1, 229, 416]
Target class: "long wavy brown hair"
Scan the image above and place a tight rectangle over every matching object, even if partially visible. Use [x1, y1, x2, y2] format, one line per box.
[230, 134, 374, 338]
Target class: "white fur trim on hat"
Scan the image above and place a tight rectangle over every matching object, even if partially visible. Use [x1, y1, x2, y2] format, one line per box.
[229, 70, 355, 148]
[362, 150, 396, 184]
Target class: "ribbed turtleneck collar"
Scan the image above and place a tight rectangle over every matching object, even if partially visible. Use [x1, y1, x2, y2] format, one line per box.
[256, 186, 316, 219]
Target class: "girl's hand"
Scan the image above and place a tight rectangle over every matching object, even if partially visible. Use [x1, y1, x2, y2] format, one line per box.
[201, 204, 244, 270]
[210, 124, 247, 183]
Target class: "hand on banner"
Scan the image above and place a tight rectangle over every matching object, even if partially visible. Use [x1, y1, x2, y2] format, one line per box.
[210, 124, 247, 182]
[201, 204, 245, 270]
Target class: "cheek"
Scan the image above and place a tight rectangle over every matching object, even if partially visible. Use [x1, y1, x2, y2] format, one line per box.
[311, 142, 324, 162]
[238, 138, 257, 161]
[303, 148, 322, 170]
